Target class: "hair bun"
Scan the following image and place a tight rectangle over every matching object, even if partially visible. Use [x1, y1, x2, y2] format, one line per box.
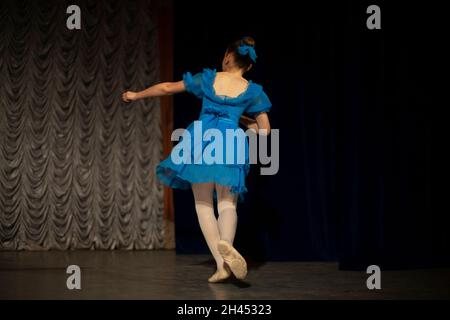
[226, 36, 257, 70]
[242, 36, 255, 47]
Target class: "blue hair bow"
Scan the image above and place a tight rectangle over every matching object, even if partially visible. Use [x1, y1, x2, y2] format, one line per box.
[237, 44, 257, 63]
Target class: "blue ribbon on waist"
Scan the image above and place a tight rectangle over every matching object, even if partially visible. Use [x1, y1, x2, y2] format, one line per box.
[201, 108, 234, 123]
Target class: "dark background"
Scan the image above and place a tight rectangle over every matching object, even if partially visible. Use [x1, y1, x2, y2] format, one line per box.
[171, 1, 445, 270]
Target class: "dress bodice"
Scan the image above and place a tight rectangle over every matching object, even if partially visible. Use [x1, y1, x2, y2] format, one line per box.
[183, 68, 272, 126]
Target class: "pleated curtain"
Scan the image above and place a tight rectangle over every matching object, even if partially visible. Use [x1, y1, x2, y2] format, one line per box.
[0, 0, 168, 250]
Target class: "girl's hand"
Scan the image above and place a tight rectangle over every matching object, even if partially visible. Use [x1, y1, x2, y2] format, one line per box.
[122, 91, 137, 102]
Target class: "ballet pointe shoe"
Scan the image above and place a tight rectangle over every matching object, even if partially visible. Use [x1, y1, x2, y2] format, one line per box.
[218, 240, 248, 280]
[208, 265, 231, 283]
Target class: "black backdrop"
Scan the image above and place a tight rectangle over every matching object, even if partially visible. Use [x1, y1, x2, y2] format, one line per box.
[171, 1, 445, 270]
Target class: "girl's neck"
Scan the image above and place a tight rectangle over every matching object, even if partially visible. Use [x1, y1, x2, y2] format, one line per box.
[222, 67, 244, 77]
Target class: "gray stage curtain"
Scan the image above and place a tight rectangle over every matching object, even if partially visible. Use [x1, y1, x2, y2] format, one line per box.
[0, 0, 166, 250]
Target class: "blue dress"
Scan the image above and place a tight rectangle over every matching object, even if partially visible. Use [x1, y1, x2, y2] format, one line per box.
[156, 68, 272, 202]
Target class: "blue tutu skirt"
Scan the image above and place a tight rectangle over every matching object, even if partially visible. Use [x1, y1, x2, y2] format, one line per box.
[156, 118, 251, 202]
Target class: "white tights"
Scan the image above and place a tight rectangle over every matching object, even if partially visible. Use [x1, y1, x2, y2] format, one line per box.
[191, 182, 238, 272]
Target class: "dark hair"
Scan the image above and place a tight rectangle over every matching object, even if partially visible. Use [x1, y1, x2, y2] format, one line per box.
[226, 36, 256, 70]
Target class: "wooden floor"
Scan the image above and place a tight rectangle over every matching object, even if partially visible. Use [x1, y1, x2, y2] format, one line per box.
[0, 250, 449, 299]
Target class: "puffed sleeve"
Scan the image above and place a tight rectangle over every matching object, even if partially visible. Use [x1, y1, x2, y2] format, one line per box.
[183, 71, 204, 98]
[245, 90, 272, 116]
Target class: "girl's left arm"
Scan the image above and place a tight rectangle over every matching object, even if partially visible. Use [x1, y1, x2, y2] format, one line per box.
[239, 113, 271, 135]
[122, 80, 186, 102]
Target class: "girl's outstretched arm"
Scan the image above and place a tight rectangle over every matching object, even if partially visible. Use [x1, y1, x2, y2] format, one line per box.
[122, 80, 186, 102]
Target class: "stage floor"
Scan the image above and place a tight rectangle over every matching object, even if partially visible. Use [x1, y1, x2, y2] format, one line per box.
[0, 250, 449, 299]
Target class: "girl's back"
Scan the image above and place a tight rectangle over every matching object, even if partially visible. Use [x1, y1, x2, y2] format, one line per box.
[213, 72, 250, 98]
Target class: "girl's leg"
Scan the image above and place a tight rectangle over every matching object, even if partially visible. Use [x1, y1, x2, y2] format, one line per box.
[191, 182, 230, 282]
[216, 184, 238, 244]
[216, 184, 247, 279]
